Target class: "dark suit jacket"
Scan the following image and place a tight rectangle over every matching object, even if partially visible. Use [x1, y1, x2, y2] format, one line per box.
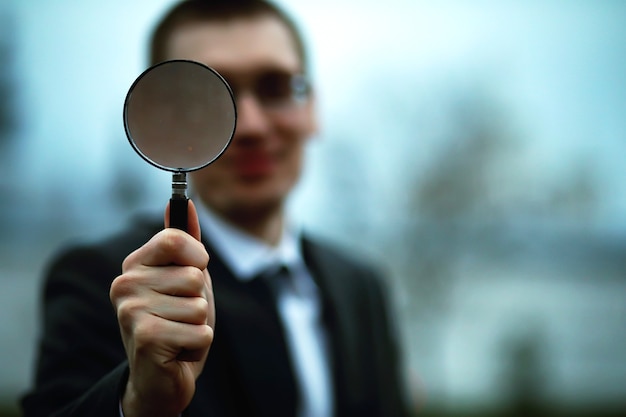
[21, 214, 411, 417]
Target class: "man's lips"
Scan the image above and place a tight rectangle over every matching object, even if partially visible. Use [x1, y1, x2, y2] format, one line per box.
[231, 153, 276, 177]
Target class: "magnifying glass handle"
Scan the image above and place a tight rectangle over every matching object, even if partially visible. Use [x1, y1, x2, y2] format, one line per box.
[170, 196, 188, 231]
[170, 172, 188, 232]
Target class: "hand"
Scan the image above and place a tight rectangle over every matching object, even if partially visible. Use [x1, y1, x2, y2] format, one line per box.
[110, 200, 215, 417]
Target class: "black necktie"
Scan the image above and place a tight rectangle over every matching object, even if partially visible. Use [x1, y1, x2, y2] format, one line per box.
[255, 264, 291, 297]
[241, 265, 299, 417]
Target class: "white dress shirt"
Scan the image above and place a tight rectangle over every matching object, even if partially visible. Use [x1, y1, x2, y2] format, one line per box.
[196, 203, 334, 417]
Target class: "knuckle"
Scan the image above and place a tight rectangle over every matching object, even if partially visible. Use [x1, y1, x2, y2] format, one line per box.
[115, 298, 143, 330]
[200, 248, 210, 269]
[133, 317, 161, 348]
[198, 324, 215, 346]
[191, 297, 210, 323]
[121, 256, 133, 273]
[186, 267, 206, 293]
[121, 248, 142, 272]
[160, 229, 187, 252]
[133, 314, 167, 345]
[110, 273, 135, 301]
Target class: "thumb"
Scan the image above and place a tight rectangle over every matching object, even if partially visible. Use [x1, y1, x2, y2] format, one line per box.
[164, 199, 202, 242]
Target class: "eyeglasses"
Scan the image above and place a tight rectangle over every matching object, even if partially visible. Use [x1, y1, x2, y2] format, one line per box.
[225, 70, 311, 110]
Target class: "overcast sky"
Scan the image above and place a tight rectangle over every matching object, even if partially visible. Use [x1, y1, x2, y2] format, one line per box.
[8, 0, 626, 233]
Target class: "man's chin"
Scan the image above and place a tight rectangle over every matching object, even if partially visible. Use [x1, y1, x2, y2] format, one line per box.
[222, 197, 283, 223]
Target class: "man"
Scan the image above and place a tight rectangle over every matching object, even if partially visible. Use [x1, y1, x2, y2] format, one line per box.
[21, 1, 411, 416]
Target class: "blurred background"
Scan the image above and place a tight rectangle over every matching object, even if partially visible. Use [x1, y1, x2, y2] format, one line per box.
[1, 0, 625, 416]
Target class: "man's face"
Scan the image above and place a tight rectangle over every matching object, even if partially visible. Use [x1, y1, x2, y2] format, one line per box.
[165, 16, 317, 220]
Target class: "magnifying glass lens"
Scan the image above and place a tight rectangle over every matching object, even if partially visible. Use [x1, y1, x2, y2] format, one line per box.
[123, 60, 237, 231]
[124, 60, 236, 172]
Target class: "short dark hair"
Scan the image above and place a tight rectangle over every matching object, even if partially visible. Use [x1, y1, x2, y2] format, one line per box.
[148, 0, 308, 70]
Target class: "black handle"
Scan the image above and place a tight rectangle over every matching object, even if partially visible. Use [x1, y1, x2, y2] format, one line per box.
[169, 196, 189, 232]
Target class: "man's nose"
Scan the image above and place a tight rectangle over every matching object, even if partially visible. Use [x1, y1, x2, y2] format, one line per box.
[233, 93, 270, 137]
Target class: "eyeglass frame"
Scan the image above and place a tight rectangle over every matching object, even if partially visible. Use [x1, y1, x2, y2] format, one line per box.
[222, 70, 312, 111]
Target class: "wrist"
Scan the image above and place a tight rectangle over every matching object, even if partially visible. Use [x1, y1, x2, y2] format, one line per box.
[121, 379, 182, 417]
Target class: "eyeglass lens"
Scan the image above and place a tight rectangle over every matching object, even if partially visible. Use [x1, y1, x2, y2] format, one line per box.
[227, 70, 310, 108]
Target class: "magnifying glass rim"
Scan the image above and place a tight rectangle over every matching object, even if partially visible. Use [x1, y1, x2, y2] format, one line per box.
[123, 59, 237, 173]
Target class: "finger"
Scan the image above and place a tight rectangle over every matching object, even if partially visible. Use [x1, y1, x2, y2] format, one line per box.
[148, 294, 211, 326]
[164, 199, 202, 242]
[147, 265, 207, 297]
[134, 316, 213, 361]
[186, 200, 202, 242]
[123, 228, 209, 270]
[202, 269, 216, 329]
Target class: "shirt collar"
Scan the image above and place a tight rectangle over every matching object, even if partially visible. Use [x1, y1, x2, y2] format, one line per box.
[195, 199, 304, 282]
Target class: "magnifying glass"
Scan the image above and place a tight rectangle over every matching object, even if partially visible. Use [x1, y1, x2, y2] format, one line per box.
[123, 59, 237, 231]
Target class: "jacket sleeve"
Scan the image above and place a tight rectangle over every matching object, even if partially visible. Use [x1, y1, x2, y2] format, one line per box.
[363, 270, 414, 417]
[21, 244, 130, 417]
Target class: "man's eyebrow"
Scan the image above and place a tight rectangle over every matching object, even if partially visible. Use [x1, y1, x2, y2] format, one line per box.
[216, 65, 303, 79]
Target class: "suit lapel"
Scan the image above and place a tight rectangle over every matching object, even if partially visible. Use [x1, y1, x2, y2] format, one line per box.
[301, 237, 362, 416]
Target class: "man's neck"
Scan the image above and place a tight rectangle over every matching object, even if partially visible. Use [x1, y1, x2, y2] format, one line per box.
[210, 204, 285, 247]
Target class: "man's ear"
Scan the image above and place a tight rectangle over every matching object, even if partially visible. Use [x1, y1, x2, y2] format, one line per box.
[303, 87, 319, 138]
